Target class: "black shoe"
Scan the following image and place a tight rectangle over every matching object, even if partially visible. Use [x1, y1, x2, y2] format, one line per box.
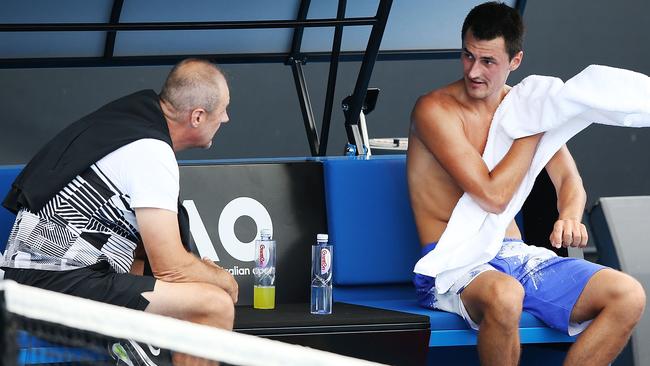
[109, 339, 172, 366]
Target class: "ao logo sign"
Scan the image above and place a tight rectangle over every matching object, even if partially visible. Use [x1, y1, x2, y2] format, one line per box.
[182, 197, 272, 262]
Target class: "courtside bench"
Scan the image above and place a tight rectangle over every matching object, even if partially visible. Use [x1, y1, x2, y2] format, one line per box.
[322, 155, 576, 348]
[1, 157, 575, 365]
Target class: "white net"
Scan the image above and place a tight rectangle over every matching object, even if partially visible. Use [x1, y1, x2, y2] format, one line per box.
[0, 280, 385, 366]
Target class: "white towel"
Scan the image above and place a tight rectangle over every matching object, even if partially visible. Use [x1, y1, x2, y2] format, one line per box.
[413, 65, 650, 294]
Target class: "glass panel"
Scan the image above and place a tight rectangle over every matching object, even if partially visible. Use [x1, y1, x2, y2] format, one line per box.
[0, 32, 106, 58]
[114, 29, 294, 56]
[1, 0, 112, 23]
[119, 0, 301, 22]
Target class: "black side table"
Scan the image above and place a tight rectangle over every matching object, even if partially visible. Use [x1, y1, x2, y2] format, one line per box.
[235, 302, 430, 365]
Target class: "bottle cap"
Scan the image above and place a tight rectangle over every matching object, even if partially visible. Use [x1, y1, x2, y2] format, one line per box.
[260, 229, 272, 239]
[316, 233, 328, 242]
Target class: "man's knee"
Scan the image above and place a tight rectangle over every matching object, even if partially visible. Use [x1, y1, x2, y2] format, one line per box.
[192, 286, 235, 329]
[482, 277, 524, 327]
[610, 275, 646, 325]
[207, 287, 235, 329]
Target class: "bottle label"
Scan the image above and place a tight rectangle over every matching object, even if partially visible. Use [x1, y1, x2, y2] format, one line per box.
[258, 244, 270, 267]
[320, 248, 331, 275]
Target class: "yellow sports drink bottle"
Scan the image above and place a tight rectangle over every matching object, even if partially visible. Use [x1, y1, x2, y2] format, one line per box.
[253, 286, 275, 309]
[253, 229, 276, 309]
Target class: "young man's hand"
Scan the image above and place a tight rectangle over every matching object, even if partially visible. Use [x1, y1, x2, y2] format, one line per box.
[549, 218, 588, 248]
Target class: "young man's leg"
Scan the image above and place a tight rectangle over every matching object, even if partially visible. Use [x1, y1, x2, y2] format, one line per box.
[461, 271, 524, 366]
[564, 269, 645, 366]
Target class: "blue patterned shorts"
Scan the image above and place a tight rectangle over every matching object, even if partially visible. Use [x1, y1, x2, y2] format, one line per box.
[414, 239, 605, 335]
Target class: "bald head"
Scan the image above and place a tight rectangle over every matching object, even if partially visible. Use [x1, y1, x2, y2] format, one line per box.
[159, 58, 227, 119]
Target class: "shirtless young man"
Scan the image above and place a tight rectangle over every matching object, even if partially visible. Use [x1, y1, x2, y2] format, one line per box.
[407, 2, 645, 365]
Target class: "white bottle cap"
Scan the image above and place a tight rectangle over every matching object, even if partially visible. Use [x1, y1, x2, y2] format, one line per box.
[317, 233, 328, 242]
[260, 229, 272, 238]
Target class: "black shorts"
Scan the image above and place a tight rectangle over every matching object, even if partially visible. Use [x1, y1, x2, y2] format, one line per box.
[1, 262, 156, 311]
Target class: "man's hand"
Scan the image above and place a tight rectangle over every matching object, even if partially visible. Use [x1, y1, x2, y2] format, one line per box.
[545, 145, 588, 249]
[202, 258, 239, 304]
[549, 218, 588, 248]
[136, 207, 240, 303]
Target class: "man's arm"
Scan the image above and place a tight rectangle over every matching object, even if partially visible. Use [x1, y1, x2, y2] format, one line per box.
[545, 145, 588, 248]
[129, 245, 146, 275]
[135, 207, 239, 303]
[411, 95, 542, 213]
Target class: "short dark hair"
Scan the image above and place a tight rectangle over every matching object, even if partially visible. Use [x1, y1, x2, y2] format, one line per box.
[461, 2, 524, 59]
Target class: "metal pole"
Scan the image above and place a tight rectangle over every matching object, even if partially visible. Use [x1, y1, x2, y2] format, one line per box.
[318, 0, 346, 156]
[343, 0, 393, 154]
[287, 0, 319, 157]
[103, 0, 124, 58]
[289, 0, 312, 58]
[0, 18, 375, 32]
[291, 59, 319, 157]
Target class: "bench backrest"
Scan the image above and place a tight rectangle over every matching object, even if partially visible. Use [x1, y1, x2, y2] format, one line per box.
[322, 156, 421, 286]
[1, 157, 423, 287]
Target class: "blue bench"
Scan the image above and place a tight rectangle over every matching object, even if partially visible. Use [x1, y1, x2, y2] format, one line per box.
[322, 155, 576, 347]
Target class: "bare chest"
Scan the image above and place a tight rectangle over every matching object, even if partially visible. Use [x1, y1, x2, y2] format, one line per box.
[461, 114, 492, 155]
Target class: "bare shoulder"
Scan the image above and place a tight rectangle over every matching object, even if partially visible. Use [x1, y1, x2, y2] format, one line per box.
[411, 82, 466, 141]
[412, 87, 458, 123]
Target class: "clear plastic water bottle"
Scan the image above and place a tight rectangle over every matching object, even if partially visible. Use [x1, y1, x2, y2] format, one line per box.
[253, 229, 276, 309]
[311, 233, 332, 314]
